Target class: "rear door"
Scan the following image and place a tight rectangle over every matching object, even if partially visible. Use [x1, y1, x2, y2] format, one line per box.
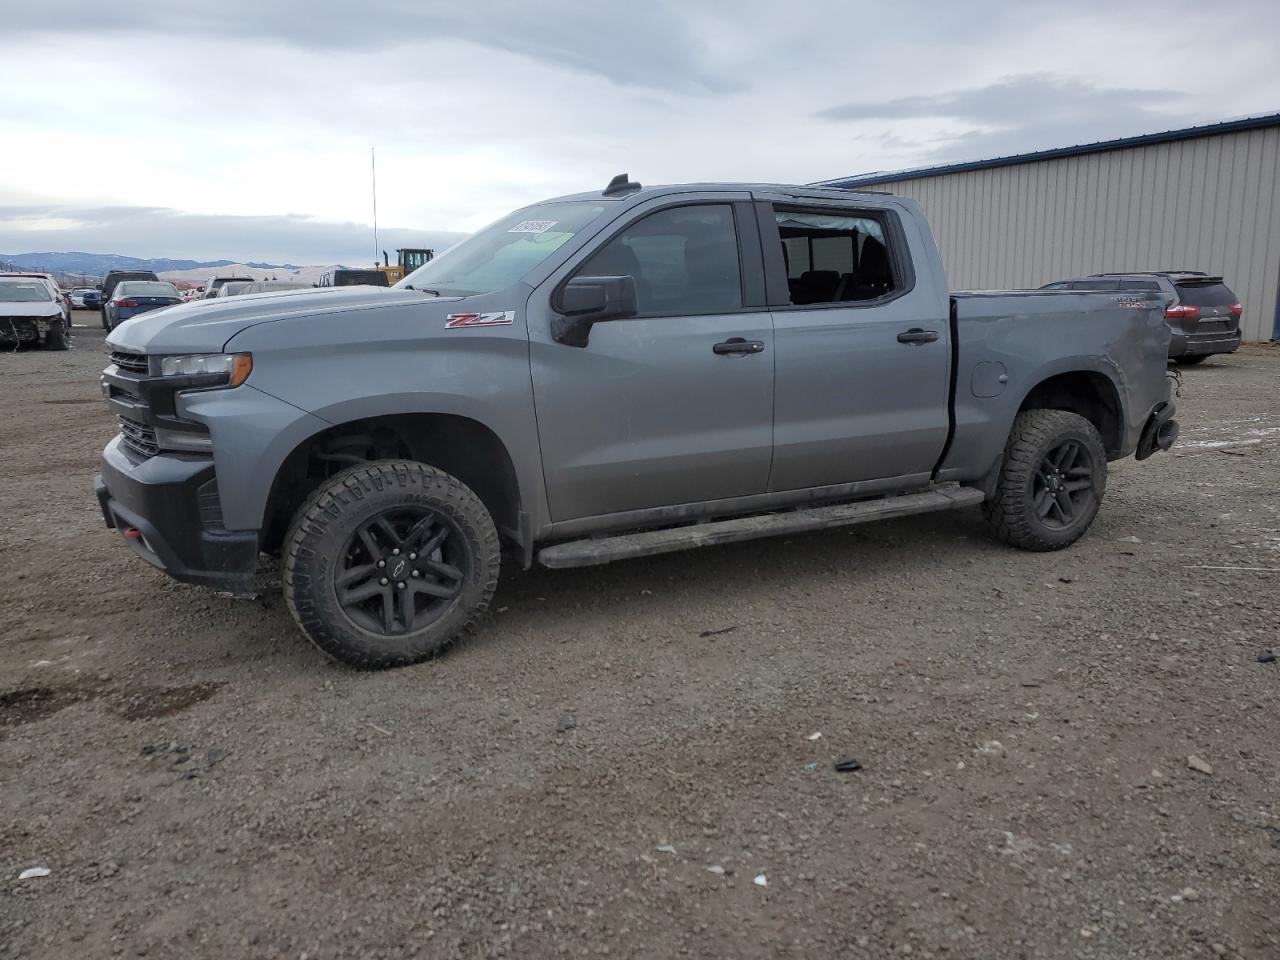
[528, 194, 774, 522]
[756, 196, 951, 492]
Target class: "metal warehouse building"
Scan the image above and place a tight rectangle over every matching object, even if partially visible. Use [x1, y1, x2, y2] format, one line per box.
[821, 113, 1280, 342]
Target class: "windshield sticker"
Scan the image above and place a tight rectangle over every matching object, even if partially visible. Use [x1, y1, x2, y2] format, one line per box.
[508, 220, 558, 234]
[445, 311, 516, 329]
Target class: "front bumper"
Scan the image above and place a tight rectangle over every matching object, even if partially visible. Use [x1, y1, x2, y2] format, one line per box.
[1169, 329, 1241, 357]
[95, 435, 259, 592]
[0, 316, 56, 344]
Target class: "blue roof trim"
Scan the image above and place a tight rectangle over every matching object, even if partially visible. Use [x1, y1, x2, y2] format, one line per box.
[818, 113, 1280, 188]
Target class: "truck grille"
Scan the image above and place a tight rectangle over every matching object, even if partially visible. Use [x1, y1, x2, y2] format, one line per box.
[118, 416, 159, 458]
[109, 350, 149, 374]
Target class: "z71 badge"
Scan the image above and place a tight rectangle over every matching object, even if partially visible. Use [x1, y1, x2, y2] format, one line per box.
[444, 311, 516, 329]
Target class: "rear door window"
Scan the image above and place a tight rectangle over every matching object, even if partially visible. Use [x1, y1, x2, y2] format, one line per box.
[773, 209, 900, 304]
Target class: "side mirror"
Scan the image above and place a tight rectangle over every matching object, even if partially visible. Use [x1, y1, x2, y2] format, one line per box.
[552, 275, 638, 347]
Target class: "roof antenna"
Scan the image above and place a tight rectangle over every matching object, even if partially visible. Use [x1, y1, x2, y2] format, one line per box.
[603, 172, 642, 196]
[371, 146, 379, 266]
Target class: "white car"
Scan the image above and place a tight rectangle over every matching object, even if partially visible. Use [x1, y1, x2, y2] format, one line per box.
[0, 277, 71, 350]
[0, 273, 70, 323]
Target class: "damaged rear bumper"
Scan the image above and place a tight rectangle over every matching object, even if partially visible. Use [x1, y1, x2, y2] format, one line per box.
[1135, 400, 1179, 460]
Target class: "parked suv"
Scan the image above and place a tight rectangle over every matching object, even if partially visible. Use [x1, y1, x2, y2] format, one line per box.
[1042, 272, 1242, 364]
[97, 177, 1177, 668]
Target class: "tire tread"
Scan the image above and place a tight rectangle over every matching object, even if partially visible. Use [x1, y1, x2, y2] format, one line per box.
[283, 460, 500, 669]
[982, 409, 1106, 552]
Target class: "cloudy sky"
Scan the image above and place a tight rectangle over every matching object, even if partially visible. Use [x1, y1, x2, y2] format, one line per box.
[2, 0, 1277, 264]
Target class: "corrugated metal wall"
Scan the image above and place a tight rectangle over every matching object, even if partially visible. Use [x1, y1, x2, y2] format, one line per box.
[865, 126, 1280, 342]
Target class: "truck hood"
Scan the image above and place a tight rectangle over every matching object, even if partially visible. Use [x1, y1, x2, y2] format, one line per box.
[105, 286, 456, 354]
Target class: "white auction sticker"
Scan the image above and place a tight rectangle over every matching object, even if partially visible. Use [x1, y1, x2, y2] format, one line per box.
[508, 220, 558, 234]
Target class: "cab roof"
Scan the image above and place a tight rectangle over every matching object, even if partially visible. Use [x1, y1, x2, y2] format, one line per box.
[546, 175, 894, 208]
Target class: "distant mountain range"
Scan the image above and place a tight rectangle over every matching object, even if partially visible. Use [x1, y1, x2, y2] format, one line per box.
[0, 251, 303, 275]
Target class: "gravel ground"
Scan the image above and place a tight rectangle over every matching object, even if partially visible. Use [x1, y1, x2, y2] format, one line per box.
[2, 317, 1278, 959]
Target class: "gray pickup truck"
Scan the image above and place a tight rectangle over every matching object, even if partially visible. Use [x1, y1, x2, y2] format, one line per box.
[96, 176, 1179, 668]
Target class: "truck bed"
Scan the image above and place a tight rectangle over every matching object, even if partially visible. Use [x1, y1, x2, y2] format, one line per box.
[938, 289, 1172, 482]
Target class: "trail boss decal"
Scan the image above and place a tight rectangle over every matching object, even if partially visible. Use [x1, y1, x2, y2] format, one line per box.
[444, 311, 516, 329]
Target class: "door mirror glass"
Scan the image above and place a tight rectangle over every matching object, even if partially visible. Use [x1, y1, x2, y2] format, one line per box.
[552, 275, 638, 347]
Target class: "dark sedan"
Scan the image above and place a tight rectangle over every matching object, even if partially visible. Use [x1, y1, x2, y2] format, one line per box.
[104, 280, 183, 330]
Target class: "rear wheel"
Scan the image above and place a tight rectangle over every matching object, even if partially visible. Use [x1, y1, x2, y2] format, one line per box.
[1174, 355, 1208, 365]
[982, 409, 1107, 551]
[284, 460, 500, 668]
[101, 309, 110, 330]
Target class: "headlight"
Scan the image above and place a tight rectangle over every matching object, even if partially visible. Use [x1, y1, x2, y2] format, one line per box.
[158, 353, 252, 386]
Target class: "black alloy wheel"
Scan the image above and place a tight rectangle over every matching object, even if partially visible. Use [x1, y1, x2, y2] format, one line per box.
[334, 507, 467, 635]
[284, 460, 500, 668]
[982, 409, 1108, 551]
[1032, 438, 1097, 530]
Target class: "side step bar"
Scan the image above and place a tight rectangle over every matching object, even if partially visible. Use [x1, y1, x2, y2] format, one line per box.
[537, 484, 985, 569]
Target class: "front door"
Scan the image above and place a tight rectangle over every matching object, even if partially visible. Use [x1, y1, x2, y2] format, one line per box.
[528, 198, 774, 522]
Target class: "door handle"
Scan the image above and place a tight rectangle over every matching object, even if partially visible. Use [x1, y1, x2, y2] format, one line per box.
[897, 328, 940, 345]
[713, 337, 765, 355]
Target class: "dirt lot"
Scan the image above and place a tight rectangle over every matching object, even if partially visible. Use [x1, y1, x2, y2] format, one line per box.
[2, 316, 1278, 959]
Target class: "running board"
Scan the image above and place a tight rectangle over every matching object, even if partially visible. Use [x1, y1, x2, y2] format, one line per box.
[537, 485, 985, 569]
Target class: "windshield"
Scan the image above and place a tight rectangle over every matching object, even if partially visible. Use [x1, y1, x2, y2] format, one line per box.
[119, 281, 180, 298]
[396, 201, 609, 296]
[0, 280, 53, 302]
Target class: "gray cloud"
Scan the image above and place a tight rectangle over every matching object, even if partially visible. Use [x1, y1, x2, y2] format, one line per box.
[7, 0, 741, 93]
[815, 74, 1203, 167]
[0, 205, 465, 265]
[5, 1, 1277, 256]
[817, 74, 1184, 126]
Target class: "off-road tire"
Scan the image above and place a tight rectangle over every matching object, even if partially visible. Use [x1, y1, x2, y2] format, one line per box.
[284, 460, 500, 668]
[44, 319, 70, 351]
[982, 409, 1107, 552]
[1173, 355, 1207, 365]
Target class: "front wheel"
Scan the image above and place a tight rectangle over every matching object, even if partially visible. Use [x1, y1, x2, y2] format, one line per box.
[284, 460, 500, 668]
[982, 409, 1107, 551]
[44, 318, 70, 351]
